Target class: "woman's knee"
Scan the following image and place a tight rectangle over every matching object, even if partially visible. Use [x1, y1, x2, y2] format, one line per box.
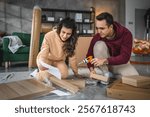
[55, 62, 69, 79]
[59, 66, 68, 79]
[61, 71, 68, 79]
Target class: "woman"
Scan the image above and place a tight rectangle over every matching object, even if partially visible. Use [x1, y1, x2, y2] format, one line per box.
[36, 17, 81, 82]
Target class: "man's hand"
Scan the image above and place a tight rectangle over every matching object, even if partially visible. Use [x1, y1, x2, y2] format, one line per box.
[89, 67, 96, 74]
[90, 58, 108, 66]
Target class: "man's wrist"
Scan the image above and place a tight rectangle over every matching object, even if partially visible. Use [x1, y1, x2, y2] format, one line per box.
[90, 67, 94, 72]
[104, 59, 108, 65]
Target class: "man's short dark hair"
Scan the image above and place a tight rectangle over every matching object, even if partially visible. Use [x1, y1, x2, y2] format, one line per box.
[96, 12, 114, 26]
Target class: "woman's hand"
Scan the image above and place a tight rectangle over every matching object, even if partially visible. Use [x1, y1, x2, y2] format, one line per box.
[74, 73, 83, 79]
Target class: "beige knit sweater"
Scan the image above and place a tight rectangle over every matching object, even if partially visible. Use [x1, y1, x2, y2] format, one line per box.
[37, 30, 78, 74]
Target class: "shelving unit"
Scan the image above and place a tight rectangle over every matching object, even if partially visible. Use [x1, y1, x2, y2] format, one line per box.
[41, 8, 95, 36]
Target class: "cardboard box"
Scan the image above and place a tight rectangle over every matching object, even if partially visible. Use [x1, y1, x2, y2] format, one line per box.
[122, 75, 150, 88]
[107, 80, 150, 100]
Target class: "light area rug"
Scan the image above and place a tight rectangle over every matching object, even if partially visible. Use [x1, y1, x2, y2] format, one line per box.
[0, 67, 102, 84]
[0, 71, 32, 84]
[0, 68, 112, 100]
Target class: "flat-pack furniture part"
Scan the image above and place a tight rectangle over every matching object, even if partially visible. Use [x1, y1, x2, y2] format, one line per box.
[122, 75, 150, 88]
[0, 79, 53, 100]
[107, 80, 150, 100]
[63, 79, 85, 89]
[49, 76, 79, 94]
[90, 73, 109, 82]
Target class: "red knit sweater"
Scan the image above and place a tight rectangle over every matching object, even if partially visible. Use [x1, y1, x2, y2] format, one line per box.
[86, 22, 133, 69]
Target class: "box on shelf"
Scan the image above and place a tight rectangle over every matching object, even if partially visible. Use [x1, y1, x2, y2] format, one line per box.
[84, 18, 90, 23]
[83, 30, 87, 34]
[47, 17, 55, 21]
[87, 30, 94, 34]
[75, 13, 82, 22]
[107, 80, 150, 100]
[122, 75, 150, 88]
[76, 30, 80, 34]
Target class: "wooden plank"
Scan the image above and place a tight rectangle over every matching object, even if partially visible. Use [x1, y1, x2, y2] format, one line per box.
[49, 76, 79, 94]
[107, 80, 150, 100]
[6, 82, 31, 96]
[28, 6, 41, 68]
[63, 79, 85, 89]
[0, 84, 20, 99]
[0, 90, 8, 99]
[0, 79, 53, 100]
[90, 73, 109, 82]
[16, 80, 44, 92]
[122, 75, 150, 88]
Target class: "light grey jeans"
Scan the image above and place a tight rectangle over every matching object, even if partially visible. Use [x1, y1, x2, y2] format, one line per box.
[93, 41, 139, 78]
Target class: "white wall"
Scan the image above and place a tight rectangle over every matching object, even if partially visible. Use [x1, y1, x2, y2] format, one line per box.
[125, 0, 150, 37]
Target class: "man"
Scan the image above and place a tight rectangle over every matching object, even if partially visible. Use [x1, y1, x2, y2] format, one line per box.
[86, 12, 139, 84]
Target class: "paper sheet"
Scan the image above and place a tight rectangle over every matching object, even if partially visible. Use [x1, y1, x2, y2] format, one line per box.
[51, 90, 71, 96]
[39, 60, 61, 79]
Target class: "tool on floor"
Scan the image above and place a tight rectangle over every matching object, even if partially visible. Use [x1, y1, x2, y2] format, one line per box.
[78, 56, 93, 65]
[0, 73, 15, 83]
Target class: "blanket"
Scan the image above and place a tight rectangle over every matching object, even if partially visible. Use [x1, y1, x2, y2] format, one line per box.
[5, 36, 25, 53]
